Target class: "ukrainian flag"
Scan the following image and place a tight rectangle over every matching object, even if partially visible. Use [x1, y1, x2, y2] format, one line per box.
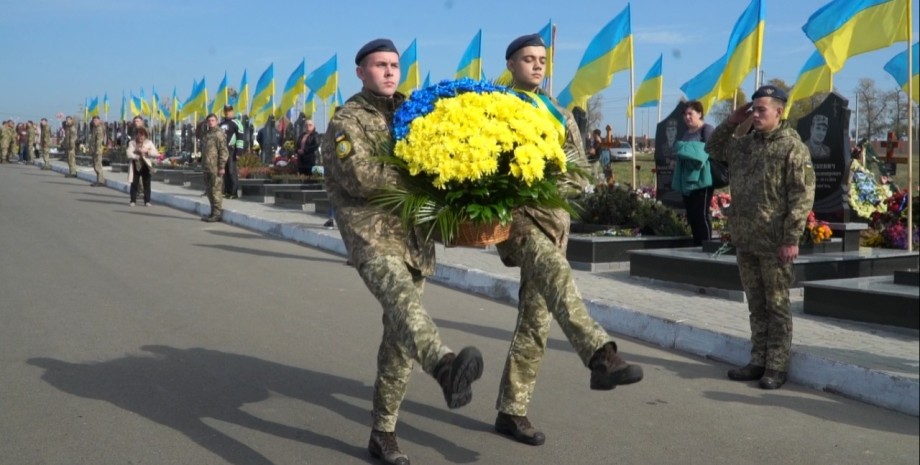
[120, 91, 126, 121]
[629, 54, 663, 117]
[803, 0, 910, 74]
[211, 72, 229, 114]
[139, 88, 152, 116]
[884, 42, 918, 102]
[251, 63, 275, 118]
[235, 70, 249, 115]
[88, 97, 99, 118]
[785, 51, 834, 117]
[455, 30, 482, 80]
[276, 59, 305, 119]
[159, 101, 171, 122]
[251, 96, 274, 128]
[398, 39, 420, 95]
[171, 87, 181, 122]
[180, 78, 208, 120]
[103, 93, 109, 116]
[304, 91, 316, 118]
[306, 54, 338, 101]
[152, 88, 164, 121]
[495, 20, 554, 87]
[557, 5, 633, 110]
[130, 93, 143, 117]
[422, 71, 431, 88]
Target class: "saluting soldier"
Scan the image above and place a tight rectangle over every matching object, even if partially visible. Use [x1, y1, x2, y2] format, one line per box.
[706, 85, 816, 390]
[200, 113, 229, 222]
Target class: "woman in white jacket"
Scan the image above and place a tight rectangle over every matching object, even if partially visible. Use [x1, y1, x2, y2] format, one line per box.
[127, 127, 156, 206]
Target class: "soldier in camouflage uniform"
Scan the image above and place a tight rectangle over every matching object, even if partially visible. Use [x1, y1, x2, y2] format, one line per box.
[61, 116, 78, 177]
[705, 85, 816, 390]
[492, 34, 644, 447]
[200, 114, 229, 222]
[39, 118, 52, 170]
[0, 121, 11, 164]
[323, 39, 483, 465]
[89, 116, 106, 186]
[24, 121, 36, 163]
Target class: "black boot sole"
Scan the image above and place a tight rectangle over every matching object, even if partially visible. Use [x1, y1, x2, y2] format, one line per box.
[591, 364, 644, 390]
[444, 347, 483, 409]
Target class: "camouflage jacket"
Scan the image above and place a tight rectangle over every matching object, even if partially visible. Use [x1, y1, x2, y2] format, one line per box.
[201, 126, 229, 174]
[705, 120, 816, 255]
[496, 89, 590, 267]
[0, 125, 10, 146]
[322, 89, 434, 276]
[61, 124, 77, 151]
[90, 124, 106, 155]
[40, 125, 52, 148]
[26, 125, 36, 147]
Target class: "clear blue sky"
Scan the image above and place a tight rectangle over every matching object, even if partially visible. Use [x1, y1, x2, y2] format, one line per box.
[1, 0, 916, 135]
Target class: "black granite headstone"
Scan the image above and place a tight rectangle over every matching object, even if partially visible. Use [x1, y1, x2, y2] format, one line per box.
[796, 92, 852, 222]
[654, 102, 689, 208]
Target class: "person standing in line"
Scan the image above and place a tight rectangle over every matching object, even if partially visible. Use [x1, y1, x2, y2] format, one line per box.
[705, 85, 815, 390]
[126, 127, 156, 206]
[491, 34, 644, 447]
[61, 116, 78, 177]
[24, 121, 36, 163]
[323, 38, 484, 465]
[89, 116, 106, 186]
[672, 101, 715, 246]
[0, 121, 11, 164]
[200, 114, 229, 222]
[220, 105, 244, 198]
[296, 118, 320, 176]
[39, 118, 52, 170]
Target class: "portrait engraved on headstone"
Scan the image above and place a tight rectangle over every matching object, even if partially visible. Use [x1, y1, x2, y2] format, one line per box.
[654, 102, 689, 208]
[796, 92, 852, 222]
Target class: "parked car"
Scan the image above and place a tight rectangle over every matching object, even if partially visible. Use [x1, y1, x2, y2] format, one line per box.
[610, 142, 633, 161]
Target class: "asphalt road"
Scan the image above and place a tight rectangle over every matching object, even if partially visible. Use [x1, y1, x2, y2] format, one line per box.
[1, 164, 917, 465]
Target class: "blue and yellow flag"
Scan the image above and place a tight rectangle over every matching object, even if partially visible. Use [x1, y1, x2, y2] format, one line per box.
[629, 54, 663, 117]
[680, 0, 764, 114]
[306, 54, 338, 101]
[884, 42, 919, 102]
[211, 72, 229, 115]
[130, 93, 143, 117]
[303, 91, 316, 118]
[785, 51, 834, 116]
[557, 6, 632, 110]
[152, 88, 163, 121]
[398, 39, 421, 95]
[180, 78, 208, 120]
[251, 63, 275, 118]
[251, 95, 275, 128]
[103, 92, 110, 117]
[422, 71, 431, 88]
[803, 0, 910, 73]
[120, 92, 127, 121]
[139, 88, 152, 116]
[171, 87, 181, 122]
[88, 97, 99, 118]
[235, 70, 249, 115]
[276, 59, 306, 119]
[455, 30, 482, 80]
[494, 20, 554, 87]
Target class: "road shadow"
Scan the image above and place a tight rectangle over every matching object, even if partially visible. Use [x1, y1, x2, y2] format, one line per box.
[124, 211, 198, 221]
[194, 243, 346, 265]
[28, 346, 483, 464]
[69, 190, 123, 199]
[75, 198, 127, 206]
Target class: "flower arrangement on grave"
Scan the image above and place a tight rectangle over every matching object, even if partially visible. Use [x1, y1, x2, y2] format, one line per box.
[372, 78, 579, 246]
[848, 159, 892, 219]
[802, 211, 832, 245]
[862, 188, 919, 249]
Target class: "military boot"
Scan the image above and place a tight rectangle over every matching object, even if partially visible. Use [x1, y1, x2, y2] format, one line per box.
[727, 363, 766, 381]
[588, 341, 644, 390]
[368, 430, 410, 465]
[433, 346, 483, 409]
[495, 412, 546, 446]
[758, 369, 787, 390]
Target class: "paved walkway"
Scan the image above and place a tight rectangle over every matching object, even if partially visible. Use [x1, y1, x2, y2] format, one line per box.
[35, 159, 920, 416]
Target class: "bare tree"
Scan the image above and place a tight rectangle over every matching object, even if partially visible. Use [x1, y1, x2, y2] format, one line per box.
[854, 78, 889, 140]
[587, 94, 604, 132]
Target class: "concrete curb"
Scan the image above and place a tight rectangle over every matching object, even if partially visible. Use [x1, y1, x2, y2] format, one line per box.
[46, 160, 919, 417]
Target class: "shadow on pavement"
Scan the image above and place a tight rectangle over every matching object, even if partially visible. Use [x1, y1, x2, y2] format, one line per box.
[194, 243, 346, 265]
[28, 346, 483, 464]
[75, 198, 128, 206]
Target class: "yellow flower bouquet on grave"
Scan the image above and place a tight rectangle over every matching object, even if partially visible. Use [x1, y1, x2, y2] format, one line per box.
[373, 78, 582, 247]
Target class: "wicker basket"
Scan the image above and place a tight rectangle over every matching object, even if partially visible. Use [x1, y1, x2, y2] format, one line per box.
[444, 220, 511, 248]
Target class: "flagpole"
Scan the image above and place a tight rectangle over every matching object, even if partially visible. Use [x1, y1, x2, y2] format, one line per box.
[906, 4, 913, 252]
[629, 40, 636, 188]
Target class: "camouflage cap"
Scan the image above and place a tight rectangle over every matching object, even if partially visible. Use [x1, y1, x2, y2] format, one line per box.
[355, 38, 398, 65]
[752, 85, 788, 103]
[506, 33, 545, 59]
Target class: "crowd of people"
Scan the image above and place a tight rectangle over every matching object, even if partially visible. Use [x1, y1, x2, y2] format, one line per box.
[2, 33, 816, 465]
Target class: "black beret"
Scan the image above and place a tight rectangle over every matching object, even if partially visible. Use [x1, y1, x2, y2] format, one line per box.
[752, 85, 788, 103]
[223, 104, 233, 111]
[355, 38, 399, 65]
[506, 34, 545, 59]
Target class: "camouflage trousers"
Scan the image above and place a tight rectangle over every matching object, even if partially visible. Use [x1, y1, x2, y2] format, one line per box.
[66, 150, 76, 175]
[92, 151, 105, 183]
[204, 171, 223, 217]
[40, 148, 51, 170]
[356, 255, 451, 432]
[736, 251, 794, 371]
[495, 227, 610, 416]
[0, 144, 7, 163]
